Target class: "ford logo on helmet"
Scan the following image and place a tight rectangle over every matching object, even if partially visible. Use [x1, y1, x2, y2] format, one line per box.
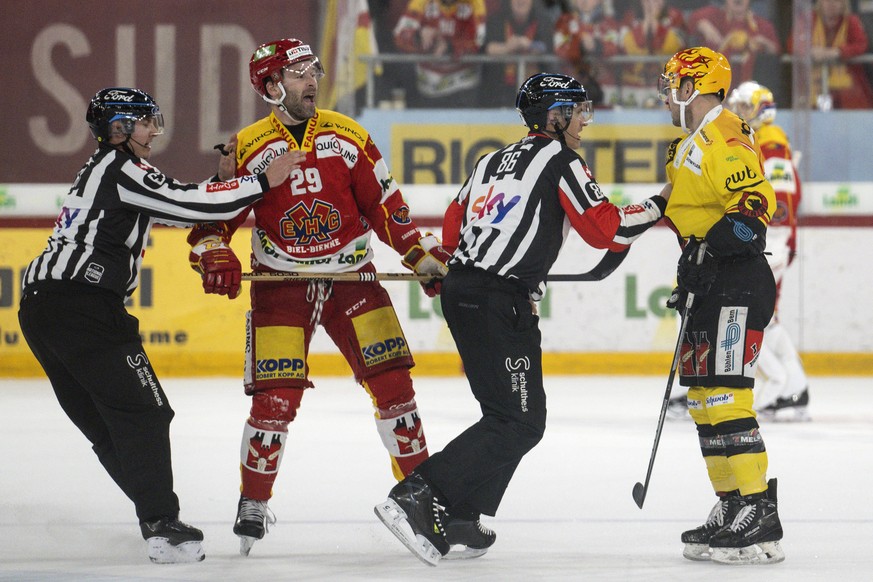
[540, 77, 572, 88]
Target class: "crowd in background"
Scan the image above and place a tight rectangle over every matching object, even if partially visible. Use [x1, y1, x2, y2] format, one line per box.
[367, 0, 873, 110]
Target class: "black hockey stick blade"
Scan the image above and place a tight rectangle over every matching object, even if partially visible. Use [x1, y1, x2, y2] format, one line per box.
[632, 482, 646, 509]
[546, 248, 630, 282]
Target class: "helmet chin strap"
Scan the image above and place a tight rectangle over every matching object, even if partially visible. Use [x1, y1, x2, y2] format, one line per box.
[263, 84, 308, 124]
[672, 88, 700, 133]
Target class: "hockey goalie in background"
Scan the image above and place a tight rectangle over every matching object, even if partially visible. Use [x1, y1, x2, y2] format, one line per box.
[667, 80, 810, 422]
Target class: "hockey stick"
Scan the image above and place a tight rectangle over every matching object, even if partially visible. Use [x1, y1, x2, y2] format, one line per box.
[241, 271, 434, 282]
[632, 242, 707, 509]
[546, 248, 629, 282]
[240, 248, 631, 284]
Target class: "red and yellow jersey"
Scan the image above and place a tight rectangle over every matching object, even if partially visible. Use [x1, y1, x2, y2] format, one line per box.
[191, 110, 422, 273]
[393, 0, 486, 57]
[553, 10, 621, 83]
[665, 106, 775, 255]
[756, 122, 800, 274]
[756, 123, 799, 228]
[620, 8, 685, 88]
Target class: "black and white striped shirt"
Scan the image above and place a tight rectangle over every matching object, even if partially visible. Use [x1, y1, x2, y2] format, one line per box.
[445, 134, 665, 294]
[23, 144, 269, 299]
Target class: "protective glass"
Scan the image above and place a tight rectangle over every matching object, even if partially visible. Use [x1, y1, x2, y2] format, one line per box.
[284, 58, 325, 80]
[110, 113, 165, 135]
[551, 101, 594, 125]
[658, 74, 676, 103]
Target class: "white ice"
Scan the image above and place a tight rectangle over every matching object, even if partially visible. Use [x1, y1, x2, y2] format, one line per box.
[1, 375, 871, 581]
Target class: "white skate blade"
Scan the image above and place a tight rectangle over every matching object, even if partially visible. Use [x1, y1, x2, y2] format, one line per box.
[238, 536, 257, 556]
[374, 499, 441, 567]
[682, 543, 713, 561]
[711, 541, 785, 565]
[442, 544, 488, 560]
[147, 538, 205, 564]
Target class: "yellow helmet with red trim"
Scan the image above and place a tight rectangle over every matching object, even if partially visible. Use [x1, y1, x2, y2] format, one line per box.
[660, 47, 732, 102]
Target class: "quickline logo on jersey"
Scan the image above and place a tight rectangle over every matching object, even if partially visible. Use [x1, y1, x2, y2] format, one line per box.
[472, 184, 520, 223]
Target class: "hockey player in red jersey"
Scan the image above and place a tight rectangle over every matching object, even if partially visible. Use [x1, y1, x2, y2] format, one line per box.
[186, 38, 451, 556]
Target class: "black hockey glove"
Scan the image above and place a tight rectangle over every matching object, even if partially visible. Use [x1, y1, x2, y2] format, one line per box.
[677, 236, 716, 296]
[666, 286, 687, 311]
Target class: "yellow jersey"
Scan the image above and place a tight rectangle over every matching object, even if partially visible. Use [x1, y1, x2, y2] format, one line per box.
[665, 106, 775, 254]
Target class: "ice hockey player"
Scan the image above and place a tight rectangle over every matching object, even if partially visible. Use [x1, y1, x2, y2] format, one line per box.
[659, 47, 784, 564]
[185, 38, 455, 557]
[727, 80, 810, 421]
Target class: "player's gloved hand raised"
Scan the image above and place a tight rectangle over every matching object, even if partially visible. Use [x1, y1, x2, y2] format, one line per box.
[677, 236, 716, 296]
[401, 234, 452, 297]
[189, 235, 243, 299]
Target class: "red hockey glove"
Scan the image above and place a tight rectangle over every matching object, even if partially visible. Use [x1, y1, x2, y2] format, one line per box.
[401, 234, 452, 297]
[189, 235, 242, 299]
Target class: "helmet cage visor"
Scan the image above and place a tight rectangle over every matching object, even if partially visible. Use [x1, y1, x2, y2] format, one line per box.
[283, 58, 325, 81]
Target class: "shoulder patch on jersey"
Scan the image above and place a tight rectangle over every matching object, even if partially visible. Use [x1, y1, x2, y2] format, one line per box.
[737, 191, 769, 218]
[391, 205, 412, 225]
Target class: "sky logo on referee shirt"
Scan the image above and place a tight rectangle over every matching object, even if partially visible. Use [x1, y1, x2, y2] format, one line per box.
[472, 185, 520, 224]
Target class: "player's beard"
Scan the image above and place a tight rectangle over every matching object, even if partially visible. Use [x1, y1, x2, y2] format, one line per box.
[283, 91, 316, 122]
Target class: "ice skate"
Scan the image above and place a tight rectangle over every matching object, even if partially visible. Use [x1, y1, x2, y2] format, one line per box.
[709, 479, 785, 565]
[665, 395, 691, 421]
[140, 517, 205, 564]
[374, 473, 449, 566]
[758, 389, 810, 422]
[681, 492, 741, 561]
[443, 513, 496, 560]
[233, 496, 276, 556]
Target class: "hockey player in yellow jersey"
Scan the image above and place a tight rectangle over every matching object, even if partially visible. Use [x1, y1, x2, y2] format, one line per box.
[727, 81, 810, 421]
[658, 47, 784, 565]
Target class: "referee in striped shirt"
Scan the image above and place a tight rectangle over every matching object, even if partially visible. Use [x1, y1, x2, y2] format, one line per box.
[17, 87, 302, 563]
[376, 73, 671, 565]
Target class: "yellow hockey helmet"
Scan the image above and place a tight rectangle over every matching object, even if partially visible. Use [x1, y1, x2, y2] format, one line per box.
[659, 47, 732, 102]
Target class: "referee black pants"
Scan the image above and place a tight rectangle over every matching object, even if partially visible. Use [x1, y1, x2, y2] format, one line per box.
[415, 267, 546, 517]
[18, 282, 179, 523]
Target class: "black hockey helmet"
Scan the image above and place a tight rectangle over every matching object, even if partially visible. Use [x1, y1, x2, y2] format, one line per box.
[86, 87, 164, 143]
[516, 73, 591, 131]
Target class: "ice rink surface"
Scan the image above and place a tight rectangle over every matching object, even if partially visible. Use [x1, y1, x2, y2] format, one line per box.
[1, 374, 871, 582]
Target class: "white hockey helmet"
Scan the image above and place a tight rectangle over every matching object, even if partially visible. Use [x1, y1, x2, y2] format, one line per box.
[727, 81, 776, 130]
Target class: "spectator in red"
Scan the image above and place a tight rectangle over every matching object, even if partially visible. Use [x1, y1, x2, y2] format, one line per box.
[790, 0, 873, 109]
[618, 0, 686, 107]
[554, 0, 622, 106]
[687, 0, 780, 84]
[481, 0, 553, 107]
[393, 0, 487, 107]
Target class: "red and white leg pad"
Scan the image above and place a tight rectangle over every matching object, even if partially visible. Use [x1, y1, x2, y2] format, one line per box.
[375, 399, 428, 479]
